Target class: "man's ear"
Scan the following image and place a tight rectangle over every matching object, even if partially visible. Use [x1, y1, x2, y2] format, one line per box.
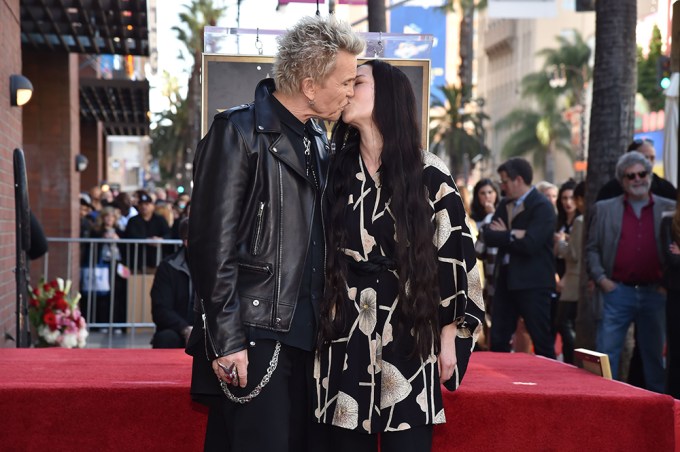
[301, 77, 316, 102]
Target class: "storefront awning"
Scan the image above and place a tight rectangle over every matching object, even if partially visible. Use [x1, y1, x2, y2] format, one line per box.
[80, 78, 149, 136]
[20, 0, 149, 56]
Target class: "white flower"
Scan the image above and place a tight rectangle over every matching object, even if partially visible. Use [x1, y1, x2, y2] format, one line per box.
[380, 361, 412, 409]
[332, 392, 359, 430]
[357, 288, 377, 336]
[62, 333, 78, 349]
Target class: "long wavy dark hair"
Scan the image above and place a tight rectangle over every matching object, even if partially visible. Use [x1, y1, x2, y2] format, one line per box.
[470, 179, 500, 223]
[318, 60, 440, 360]
[556, 179, 578, 232]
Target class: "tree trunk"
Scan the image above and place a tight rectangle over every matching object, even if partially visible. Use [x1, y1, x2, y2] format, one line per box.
[576, 0, 637, 349]
[545, 141, 555, 183]
[458, 2, 474, 98]
[586, 0, 637, 198]
[367, 0, 387, 32]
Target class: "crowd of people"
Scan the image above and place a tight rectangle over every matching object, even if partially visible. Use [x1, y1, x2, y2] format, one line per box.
[468, 138, 678, 401]
[78, 186, 193, 347]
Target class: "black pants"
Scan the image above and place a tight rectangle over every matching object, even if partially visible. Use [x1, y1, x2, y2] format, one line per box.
[324, 424, 433, 452]
[203, 341, 314, 452]
[151, 329, 184, 348]
[490, 267, 556, 359]
[555, 301, 577, 364]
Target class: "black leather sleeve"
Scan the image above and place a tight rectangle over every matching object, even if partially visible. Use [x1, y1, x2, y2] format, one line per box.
[188, 114, 251, 360]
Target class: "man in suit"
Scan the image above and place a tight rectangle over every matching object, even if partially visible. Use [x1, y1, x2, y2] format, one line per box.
[586, 151, 675, 393]
[482, 158, 557, 358]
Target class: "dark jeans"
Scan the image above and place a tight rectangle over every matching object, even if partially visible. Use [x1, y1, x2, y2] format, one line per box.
[555, 301, 577, 364]
[490, 266, 556, 359]
[325, 424, 433, 452]
[203, 341, 314, 452]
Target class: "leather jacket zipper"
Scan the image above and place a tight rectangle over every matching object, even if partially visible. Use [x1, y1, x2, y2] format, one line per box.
[238, 261, 272, 274]
[250, 201, 265, 256]
[200, 300, 218, 360]
[273, 161, 284, 327]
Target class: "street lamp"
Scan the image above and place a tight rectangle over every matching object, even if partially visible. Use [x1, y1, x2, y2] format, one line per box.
[547, 63, 588, 180]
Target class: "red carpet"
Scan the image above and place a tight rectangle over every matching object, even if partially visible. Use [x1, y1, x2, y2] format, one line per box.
[0, 349, 677, 452]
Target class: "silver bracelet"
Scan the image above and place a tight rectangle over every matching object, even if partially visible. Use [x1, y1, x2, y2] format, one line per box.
[218, 341, 281, 404]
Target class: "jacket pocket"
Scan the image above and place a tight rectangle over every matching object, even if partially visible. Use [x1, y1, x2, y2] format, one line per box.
[238, 260, 275, 328]
[250, 201, 266, 256]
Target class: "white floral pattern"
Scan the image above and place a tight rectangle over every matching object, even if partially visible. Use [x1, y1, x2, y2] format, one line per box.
[315, 151, 483, 434]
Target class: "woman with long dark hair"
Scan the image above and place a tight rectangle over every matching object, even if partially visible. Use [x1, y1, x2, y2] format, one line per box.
[554, 181, 584, 364]
[470, 179, 499, 229]
[315, 60, 483, 451]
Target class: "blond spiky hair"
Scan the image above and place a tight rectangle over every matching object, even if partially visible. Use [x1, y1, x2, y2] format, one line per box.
[273, 15, 365, 96]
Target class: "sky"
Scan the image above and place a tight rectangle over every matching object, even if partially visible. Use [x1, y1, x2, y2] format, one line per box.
[149, 0, 338, 115]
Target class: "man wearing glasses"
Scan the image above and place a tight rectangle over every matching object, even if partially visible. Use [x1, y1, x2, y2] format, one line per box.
[586, 151, 676, 393]
[596, 138, 677, 201]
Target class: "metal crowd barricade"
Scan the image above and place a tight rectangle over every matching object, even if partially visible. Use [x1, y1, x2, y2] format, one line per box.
[41, 237, 183, 347]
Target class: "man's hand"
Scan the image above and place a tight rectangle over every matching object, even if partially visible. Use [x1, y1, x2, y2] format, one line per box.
[512, 229, 526, 239]
[598, 278, 617, 293]
[489, 218, 508, 231]
[213, 349, 249, 388]
[438, 323, 458, 384]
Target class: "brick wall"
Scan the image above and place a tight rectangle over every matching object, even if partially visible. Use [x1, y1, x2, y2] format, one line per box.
[22, 50, 81, 293]
[0, 0, 22, 347]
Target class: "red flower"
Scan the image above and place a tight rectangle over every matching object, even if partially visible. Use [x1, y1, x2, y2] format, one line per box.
[43, 311, 58, 331]
[55, 298, 69, 311]
[29, 298, 39, 308]
[49, 280, 59, 289]
[32, 287, 40, 297]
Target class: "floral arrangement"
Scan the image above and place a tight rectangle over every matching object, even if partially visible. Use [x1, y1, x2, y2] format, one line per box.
[28, 278, 88, 348]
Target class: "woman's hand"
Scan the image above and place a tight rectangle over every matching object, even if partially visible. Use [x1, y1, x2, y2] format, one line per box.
[438, 323, 458, 384]
[670, 242, 680, 255]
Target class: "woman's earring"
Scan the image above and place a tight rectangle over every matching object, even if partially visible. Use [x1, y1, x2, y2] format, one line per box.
[308, 99, 315, 106]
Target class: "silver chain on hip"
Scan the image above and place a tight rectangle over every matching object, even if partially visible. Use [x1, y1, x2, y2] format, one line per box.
[218, 341, 282, 404]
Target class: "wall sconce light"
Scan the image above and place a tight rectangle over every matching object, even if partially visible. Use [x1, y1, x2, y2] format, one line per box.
[75, 154, 89, 172]
[9, 75, 34, 107]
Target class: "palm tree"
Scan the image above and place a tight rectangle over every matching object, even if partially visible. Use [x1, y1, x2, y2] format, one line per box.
[585, 0, 637, 204]
[537, 30, 592, 108]
[439, 1, 488, 100]
[150, 72, 188, 183]
[496, 31, 592, 182]
[496, 73, 572, 183]
[429, 84, 490, 177]
[173, 0, 227, 189]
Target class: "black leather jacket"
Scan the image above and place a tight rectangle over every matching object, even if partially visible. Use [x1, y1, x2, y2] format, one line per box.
[187, 79, 329, 361]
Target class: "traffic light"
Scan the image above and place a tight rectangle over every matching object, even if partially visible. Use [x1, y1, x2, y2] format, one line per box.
[657, 55, 671, 89]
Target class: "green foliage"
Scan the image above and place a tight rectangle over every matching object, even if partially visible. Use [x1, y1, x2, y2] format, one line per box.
[438, 0, 488, 12]
[637, 25, 665, 112]
[496, 30, 591, 180]
[429, 85, 490, 175]
[150, 0, 226, 186]
[150, 73, 188, 182]
[173, 0, 227, 64]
